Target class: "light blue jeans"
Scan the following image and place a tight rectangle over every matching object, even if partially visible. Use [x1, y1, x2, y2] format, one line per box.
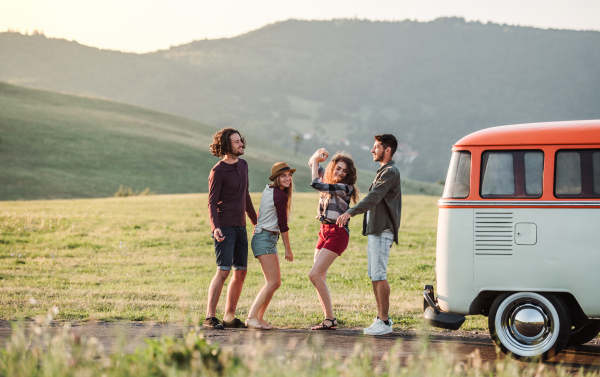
[367, 232, 394, 281]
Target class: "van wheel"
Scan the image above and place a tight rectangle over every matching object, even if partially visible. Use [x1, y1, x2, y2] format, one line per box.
[567, 320, 600, 346]
[488, 292, 571, 360]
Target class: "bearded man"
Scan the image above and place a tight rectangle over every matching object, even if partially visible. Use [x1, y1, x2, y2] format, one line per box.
[337, 134, 402, 336]
[203, 127, 257, 329]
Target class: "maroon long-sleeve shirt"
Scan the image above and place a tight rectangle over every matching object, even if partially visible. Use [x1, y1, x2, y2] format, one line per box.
[208, 158, 257, 231]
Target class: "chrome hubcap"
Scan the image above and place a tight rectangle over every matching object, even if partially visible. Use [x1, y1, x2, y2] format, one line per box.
[500, 298, 554, 353]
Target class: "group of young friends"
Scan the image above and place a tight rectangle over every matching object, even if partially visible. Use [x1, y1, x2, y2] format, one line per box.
[203, 127, 402, 336]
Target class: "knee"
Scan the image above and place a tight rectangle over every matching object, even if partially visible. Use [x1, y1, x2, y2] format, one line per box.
[308, 270, 320, 283]
[267, 279, 281, 291]
[232, 270, 247, 280]
[215, 270, 230, 282]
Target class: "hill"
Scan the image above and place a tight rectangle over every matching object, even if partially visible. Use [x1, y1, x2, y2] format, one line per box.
[3, 18, 598, 181]
[0, 82, 441, 200]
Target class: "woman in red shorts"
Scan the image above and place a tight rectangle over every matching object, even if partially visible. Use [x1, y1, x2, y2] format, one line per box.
[308, 148, 360, 330]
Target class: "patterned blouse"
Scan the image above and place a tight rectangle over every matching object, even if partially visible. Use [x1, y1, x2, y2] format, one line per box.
[309, 162, 354, 229]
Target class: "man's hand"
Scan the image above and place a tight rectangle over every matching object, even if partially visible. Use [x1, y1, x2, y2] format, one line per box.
[213, 228, 225, 242]
[285, 248, 294, 262]
[336, 212, 351, 227]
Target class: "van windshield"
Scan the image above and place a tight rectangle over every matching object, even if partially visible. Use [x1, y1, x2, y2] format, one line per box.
[443, 151, 471, 198]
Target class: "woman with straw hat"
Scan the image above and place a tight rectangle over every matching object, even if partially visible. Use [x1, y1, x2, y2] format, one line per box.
[245, 162, 296, 329]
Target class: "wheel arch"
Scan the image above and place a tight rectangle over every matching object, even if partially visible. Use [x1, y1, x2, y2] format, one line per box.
[469, 290, 588, 326]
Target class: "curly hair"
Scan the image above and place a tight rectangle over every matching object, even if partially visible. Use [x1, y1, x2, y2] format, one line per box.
[210, 127, 246, 157]
[322, 152, 360, 204]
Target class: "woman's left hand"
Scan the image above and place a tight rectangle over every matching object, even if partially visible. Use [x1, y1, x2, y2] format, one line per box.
[285, 248, 294, 262]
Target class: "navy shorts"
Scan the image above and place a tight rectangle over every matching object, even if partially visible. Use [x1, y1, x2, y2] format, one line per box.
[213, 226, 248, 271]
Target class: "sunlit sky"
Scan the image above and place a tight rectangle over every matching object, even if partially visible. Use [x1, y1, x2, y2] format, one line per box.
[2, 0, 599, 53]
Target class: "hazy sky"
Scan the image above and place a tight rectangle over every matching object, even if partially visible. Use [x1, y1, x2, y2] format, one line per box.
[2, 0, 600, 53]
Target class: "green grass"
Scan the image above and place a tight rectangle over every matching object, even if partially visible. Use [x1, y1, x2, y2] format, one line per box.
[0, 81, 442, 200]
[0, 192, 485, 331]
[1, 318, 584, 376]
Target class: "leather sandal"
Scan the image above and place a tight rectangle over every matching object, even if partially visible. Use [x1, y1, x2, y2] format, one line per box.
[311, 318, 337, 330]
[245, 317, 268, 330]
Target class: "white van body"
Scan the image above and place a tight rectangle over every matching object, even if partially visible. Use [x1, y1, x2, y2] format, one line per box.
[424, 120, 600, 359]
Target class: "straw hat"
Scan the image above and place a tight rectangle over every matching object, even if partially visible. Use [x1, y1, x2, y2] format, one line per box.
[269, 162, 296, 181]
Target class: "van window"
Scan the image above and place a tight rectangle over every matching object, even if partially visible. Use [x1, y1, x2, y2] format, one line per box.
[555, 152, 582, 196]
[481, 153, 515, 196]
[594, 152, 600, 195]
[480, 150, 544, 198]
[443, 151, 471, 198]
[524, 152, 544, 195]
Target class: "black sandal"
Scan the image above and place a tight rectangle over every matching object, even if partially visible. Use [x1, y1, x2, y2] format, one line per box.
[311, 318, 337, 330]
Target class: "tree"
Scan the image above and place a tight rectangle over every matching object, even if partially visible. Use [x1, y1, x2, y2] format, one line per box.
[293, 133, 302, 155]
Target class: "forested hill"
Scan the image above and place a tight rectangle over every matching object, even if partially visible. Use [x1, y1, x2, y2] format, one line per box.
[1, 18, 599, 181]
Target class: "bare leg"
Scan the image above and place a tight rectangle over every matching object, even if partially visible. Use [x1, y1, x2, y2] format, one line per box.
[372, 280, 390, 322]
[371, 281, 381, 318]
[223, 270, 247, 322]
[206, 269, 230, 318]
[312, 249, 328, 312]
[248, 254, 281, 321]
[308, 248, 339, 319]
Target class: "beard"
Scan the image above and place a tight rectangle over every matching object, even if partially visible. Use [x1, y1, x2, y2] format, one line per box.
[232, 147, 245, 156]
[373, 151, 384, 162]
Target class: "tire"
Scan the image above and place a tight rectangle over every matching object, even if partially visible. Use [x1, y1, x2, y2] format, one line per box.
[488, 292, 571, 360]
[567, 320, 600, 346]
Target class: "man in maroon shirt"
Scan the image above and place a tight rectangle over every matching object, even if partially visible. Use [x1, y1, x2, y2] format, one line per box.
[203, 128, 258, 329]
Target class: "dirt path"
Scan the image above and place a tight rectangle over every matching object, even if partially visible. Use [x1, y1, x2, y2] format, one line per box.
[2, 321, 600, 372]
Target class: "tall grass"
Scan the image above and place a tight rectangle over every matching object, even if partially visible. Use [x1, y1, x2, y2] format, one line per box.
[1, 311, 596, 377]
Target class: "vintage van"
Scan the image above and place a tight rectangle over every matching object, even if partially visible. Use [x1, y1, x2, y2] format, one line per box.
[423, 120, 600, 359]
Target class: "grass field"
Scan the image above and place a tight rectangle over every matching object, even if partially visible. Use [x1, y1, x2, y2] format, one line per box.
[0, 192, 486, 331]
[0, 82, 443, 200]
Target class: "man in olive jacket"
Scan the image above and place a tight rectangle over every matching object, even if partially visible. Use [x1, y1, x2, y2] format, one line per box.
[337, 134, 401, 336]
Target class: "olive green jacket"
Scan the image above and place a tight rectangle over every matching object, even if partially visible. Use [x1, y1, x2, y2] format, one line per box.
[346, 161, 402, 244]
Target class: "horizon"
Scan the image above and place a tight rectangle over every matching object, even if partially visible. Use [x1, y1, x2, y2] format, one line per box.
[2, 0, 599, 53]
[3, 16, 600, 55]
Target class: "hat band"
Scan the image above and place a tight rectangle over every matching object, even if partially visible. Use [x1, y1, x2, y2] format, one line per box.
[276, 166, 291, 173]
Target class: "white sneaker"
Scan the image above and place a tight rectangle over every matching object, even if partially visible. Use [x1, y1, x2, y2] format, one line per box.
[363, 317, 380, 333]
[364, 318, 393, 336]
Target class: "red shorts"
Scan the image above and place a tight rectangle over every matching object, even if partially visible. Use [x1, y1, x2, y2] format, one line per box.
[315, 223, 349, 256]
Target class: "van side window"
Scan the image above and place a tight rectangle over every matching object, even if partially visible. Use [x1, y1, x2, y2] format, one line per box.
[443, 151, 471, 198]
[555, 152, 582, 195]
[524, 152, 544, 195]
[593, 152, 600, 195]
[480, 150, 544, 198]
[482, 153, 515, 196]
[554, 149, 600, 198]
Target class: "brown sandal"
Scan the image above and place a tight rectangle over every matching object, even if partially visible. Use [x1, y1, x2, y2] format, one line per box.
[311, 318, 337, 330]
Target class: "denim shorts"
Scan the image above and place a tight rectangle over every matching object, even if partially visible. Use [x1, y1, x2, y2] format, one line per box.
[213, 226, 248, 270]
[251, 230, 278, 258]
[367, 232, 394, 281]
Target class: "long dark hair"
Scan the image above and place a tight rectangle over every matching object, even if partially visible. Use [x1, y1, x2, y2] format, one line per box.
[322, 152, 360, 204]
[209, 127, 246, 157]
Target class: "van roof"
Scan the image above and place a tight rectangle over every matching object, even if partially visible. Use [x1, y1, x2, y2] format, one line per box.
[455, 120, 600, 147]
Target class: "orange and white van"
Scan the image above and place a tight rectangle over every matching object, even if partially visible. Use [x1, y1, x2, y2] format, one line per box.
[423, 120, 600, 359]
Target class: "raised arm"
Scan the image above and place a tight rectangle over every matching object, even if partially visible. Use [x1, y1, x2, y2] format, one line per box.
[308, 149, 328, 179]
